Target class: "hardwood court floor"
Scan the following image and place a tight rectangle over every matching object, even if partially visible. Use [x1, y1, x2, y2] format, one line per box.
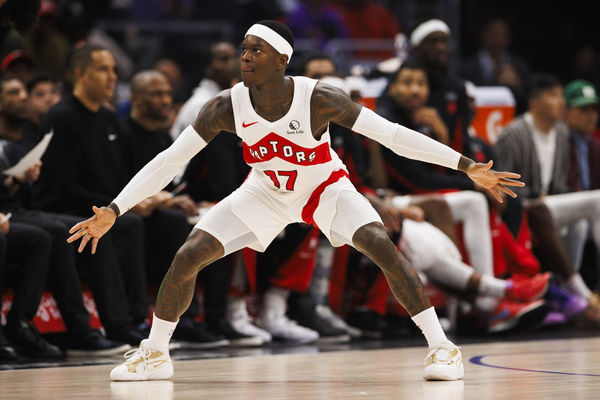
[0, 336, 599, 399]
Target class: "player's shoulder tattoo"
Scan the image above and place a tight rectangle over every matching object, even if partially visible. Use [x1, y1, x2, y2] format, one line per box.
[311, 82, 361, 131]
[192, 89, 236, 143]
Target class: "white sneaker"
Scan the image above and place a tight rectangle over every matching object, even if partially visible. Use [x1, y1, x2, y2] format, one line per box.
[110, 340, 173, 381]
[227, 297, 272, 343]
[423, 341, 464, 381]
[315, 304, 362, 338]
[257, 287, 318, 343]
[256, 315, 319, 343]
[229, 311, 273, 344]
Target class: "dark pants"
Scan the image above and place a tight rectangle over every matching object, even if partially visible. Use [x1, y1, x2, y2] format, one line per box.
[0, 222, 52, 324]
[10, 210, 148, 334]
[143, 209, 192, 283]
[10, 211, 91, 334]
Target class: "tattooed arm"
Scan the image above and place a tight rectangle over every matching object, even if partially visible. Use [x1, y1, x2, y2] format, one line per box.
[67, 91, 236, 253]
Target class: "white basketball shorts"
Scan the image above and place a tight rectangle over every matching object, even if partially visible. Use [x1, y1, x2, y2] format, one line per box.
[194, 174, 382, 256]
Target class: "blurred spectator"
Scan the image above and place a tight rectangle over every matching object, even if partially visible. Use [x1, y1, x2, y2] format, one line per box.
[564, 80, 600, 192]
[460, 18, 531, 114]
[494, 74, 600, 316]
[0, 215, 60, 358]
[377, 59, 496, 281]
[571, 46, 600, 96]
[25, 72, 60, 126]
[31, 44, 151, 345]
[24, 0, 70, 78]
[564, 79, 600, 289]
[123, 71, 194, 275]
[0, 74, 130, 355]
[170, 41, 236, 139]
[284, 0, 348, 49]
[408, 19, 474, 158]
[122, 70, 196, 273]
[299, 52, 337, 79]
[153, 58, 188, 125]
[0, 49, 35, 83]
[122, 69, 232, 348]
[333, 0, 400, 59]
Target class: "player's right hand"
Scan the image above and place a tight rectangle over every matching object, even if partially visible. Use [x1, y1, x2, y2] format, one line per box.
[67, 206, 117, 254]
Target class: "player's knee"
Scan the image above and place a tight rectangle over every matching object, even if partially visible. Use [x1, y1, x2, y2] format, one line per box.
[352, 222, 394, 259]
[172, 229, 224, 276]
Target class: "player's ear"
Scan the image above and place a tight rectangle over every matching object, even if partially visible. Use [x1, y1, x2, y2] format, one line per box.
[277, 54, 288, 71]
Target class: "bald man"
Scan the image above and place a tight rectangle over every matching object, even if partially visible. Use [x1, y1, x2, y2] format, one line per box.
[123, 70, 197, 280]
[123, 70, 242, 349]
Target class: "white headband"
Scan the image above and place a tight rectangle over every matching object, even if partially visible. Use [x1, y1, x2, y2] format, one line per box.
[245, 24, 293, 63]
[410, 19, 450, 47]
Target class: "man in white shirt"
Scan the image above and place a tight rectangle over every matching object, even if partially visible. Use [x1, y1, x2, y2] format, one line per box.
[170, 42, 237, 140]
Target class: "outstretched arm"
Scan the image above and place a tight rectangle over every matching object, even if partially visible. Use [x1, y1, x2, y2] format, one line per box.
[311, 82, 524, 203]
[67, 90, 236, 253]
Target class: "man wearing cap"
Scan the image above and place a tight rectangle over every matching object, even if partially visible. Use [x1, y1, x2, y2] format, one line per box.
[68, 20, 524, 382]
[565, 80, 600, 192]
[495, 74, 600, 314]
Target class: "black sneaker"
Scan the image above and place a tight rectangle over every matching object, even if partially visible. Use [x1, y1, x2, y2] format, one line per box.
[345, 309, 389, 339]
[0, 327, 18, 361]
[172, 320, 229, 349]
[288, 293, 350, 343]
[132, 321, 151, 337]
[106, 326, 146, 346]
[208, 319, 264, 347]
[5, 320, 63, 359]
[66, 330, 131, 357]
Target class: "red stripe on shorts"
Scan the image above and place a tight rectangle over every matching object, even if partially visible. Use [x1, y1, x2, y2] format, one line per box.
[301, 169, 349, 227]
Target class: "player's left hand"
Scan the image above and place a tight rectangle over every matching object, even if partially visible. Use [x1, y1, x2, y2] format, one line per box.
[466, 160, 524, 203]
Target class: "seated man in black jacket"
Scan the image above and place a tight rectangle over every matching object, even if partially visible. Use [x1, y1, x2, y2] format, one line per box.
[0, 74, 129, 354]
[31, 45, 150, 345]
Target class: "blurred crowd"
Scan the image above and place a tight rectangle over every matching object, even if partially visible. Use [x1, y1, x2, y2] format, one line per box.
[1, 0, 600, 363]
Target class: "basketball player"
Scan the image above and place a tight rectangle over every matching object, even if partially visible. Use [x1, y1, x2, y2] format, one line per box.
[67, 20, 523, 381]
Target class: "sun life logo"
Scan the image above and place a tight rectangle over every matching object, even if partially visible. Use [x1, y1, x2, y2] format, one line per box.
[287, 120, 303, 134]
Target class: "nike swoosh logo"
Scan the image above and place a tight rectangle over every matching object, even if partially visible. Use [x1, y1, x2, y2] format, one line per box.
[242, 121, 258, 128]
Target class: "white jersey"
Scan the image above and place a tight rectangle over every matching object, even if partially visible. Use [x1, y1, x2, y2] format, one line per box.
[195, 76, 382, 251]
[230, 76, 347, 200]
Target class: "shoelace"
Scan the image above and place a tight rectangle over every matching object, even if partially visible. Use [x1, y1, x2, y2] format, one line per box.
[123, 346, 152, 365]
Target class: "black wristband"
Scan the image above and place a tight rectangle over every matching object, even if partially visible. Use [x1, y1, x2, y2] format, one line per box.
[107, 202, 121, 217]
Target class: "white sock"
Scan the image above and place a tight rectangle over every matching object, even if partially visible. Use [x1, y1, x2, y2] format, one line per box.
[260, 287, 290, 321]
[474, 296, 500, 312]
[147, 313, 178, 351]
[478, 275, 507, 298]
[411, 306, 447, 348]
[566, 273, 592, 299]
